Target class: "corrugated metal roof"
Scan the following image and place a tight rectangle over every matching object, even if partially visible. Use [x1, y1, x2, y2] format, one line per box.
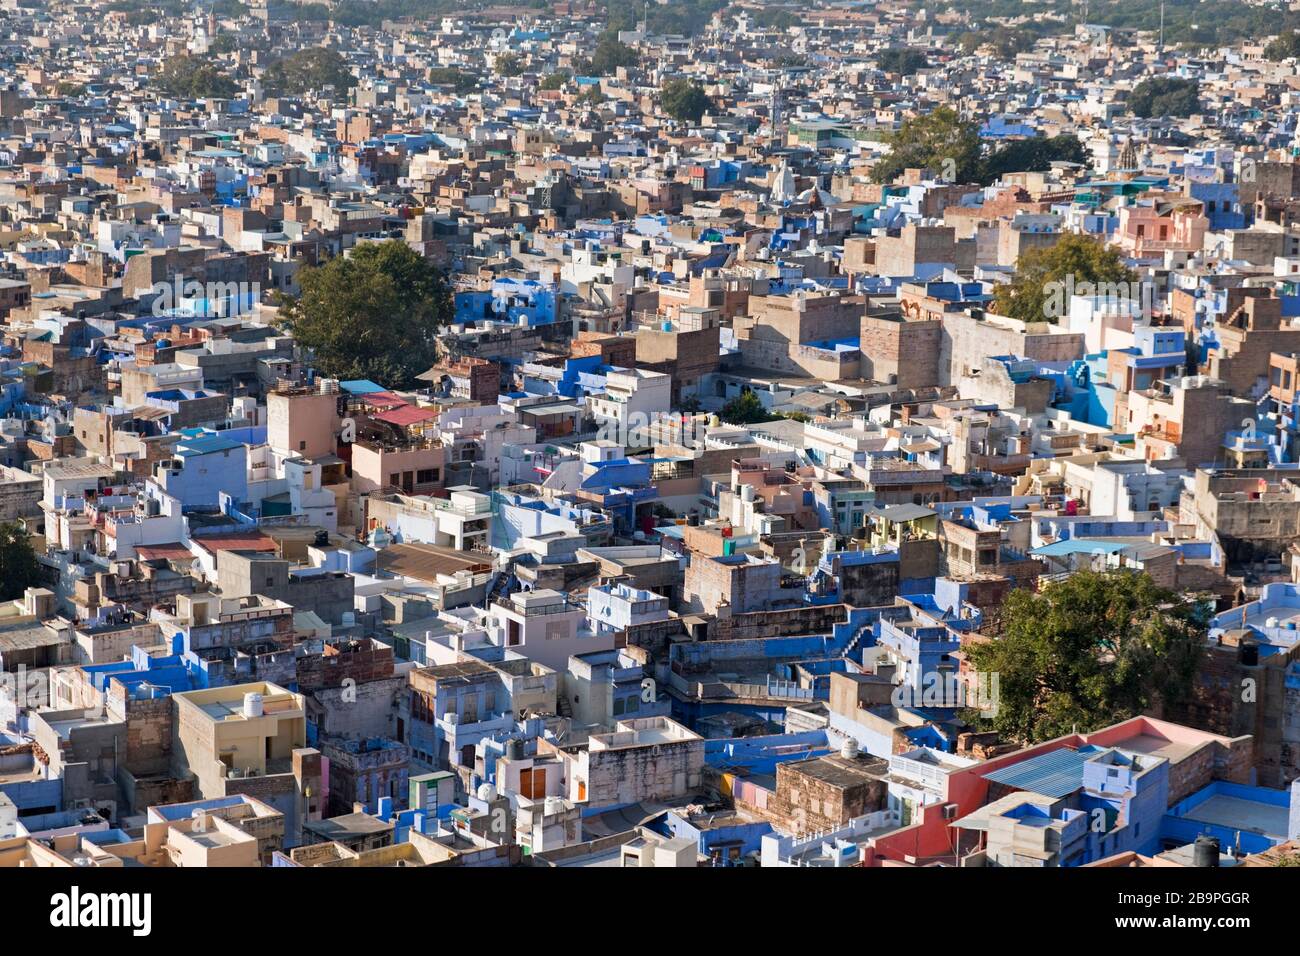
[1031, 539, 1128, 558]
[982, 746, 1098, 799]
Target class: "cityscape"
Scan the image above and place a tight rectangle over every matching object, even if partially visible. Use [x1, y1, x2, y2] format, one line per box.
[0, 0, 1296, 897]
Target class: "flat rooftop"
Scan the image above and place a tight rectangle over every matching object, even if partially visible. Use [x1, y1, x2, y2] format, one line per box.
[782, 753, 889, 789]
[1180, 794, 1289, 839]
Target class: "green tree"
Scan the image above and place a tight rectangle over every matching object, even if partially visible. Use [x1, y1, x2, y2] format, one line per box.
[871, 107, 982, 184]
[876, 48, 928, 75]
[428, 67, 478, 93]
[0, 522, 43, 602]
[992, 233, 1137, 324]
[1128, 77, 1200, 118]
[157, 55, 238, 99]
[587, 34, 638, 75]
[660, 78, 712, 124]
[964, 571, 1207, 744]
[540, 72, 570, 90]
[986, 26, 1037, 58]
[979, 133, 1087, 185]
[1265, 31, 1300, 60]
[753, 8, 797, 30]
[496, 53, 523, 78]
[720, 390, 775, 425]
[278, 240, 453, 388]
[263, 48, 355, 96]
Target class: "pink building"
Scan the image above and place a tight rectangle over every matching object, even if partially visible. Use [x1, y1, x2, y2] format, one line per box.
[861, 716, 1251, 866]
[1113, 198, 1208, 258]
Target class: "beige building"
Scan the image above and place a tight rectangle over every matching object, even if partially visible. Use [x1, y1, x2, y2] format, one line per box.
[171, 682, 321, 844]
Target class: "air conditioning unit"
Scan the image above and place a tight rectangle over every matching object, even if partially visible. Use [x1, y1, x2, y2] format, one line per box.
[941, 803, 958, 820]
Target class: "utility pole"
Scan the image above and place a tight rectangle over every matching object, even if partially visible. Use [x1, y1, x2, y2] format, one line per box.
[1159, 0, 1165, 54]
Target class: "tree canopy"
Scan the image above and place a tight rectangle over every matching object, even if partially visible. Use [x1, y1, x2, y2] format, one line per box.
[981, 134, 1087, 183]
[1128, 77, 1200, 118]
[719, 390, 776, 425]
[157, 55, 238, 99]
[578, 34, 639, 76]
[1265, 31, 1300, 60]
[871, 107, 982, 184]
[603, 0, 726, 36]
[660, 78, 713, 124]
[874, 114, 1087, 187]
[427, 67, 478, 94]
[0, 522, 44, 602]
[934, 0, 1300, 48]
[963, 570, 1207, 744]
[992, 233, 1137, 324]
[495, 53, 524, 78]
[263, 48, 355, 97]
[876, 48, 928, 75]
[278, 240, 453, 388]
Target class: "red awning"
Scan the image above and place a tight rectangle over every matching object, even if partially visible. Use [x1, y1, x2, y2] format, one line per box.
[372, 405, 439, 427]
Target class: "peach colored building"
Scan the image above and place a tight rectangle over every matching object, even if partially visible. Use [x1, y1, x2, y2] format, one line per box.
[268, 385, 341, 459]
[1113, 198, 1208, 258]
[350, 439, 447, 495]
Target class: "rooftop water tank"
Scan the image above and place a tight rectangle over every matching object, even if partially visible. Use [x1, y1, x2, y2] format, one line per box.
[841, 737, 860, 759]
[243, 692, 264, 718]
[1193, 834, 1220, 868]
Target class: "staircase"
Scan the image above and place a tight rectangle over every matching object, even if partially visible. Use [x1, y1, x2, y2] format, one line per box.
[486, 569, 517, 604]
[841, 621, 874, 664]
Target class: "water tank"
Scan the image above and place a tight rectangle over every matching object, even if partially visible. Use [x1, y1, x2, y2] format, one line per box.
[1193, 834, 1220, 868]
[243, 692, 264, 718]
[505, 738, 525, 760]
[544, 796, 565, 816]
[477, 782, 497, 801]
[841, 737, 860, 759]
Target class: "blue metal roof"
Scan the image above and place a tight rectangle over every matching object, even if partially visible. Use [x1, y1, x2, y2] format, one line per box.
[177, 435, 242, 456]
[340, 379, 386, 395]
[1031, 539, 1129, 558]
[982, 746, 1101, 799]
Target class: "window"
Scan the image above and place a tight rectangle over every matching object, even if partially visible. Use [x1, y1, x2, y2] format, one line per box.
[417, 468, 439, 484]
[299, 440, 306, 450]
